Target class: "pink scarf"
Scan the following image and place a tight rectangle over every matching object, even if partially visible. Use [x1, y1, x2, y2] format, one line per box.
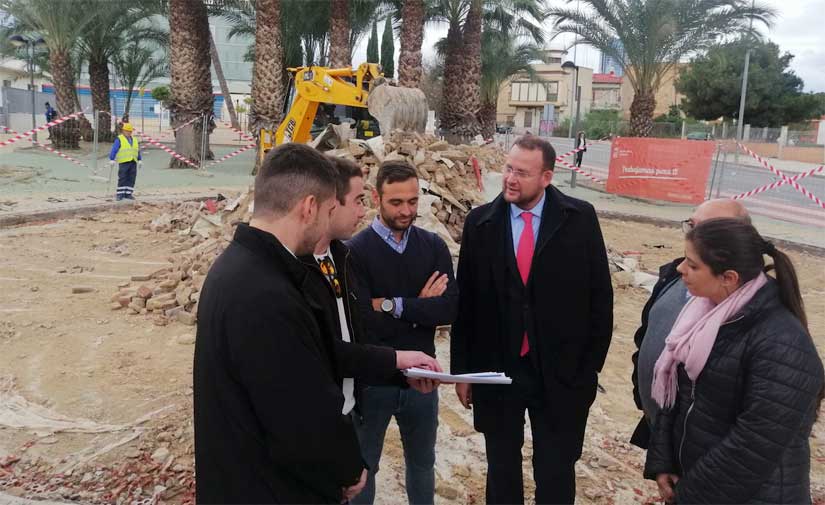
[652, 272, 768, 409]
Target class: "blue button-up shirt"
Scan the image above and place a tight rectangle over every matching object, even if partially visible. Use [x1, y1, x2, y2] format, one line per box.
[370, 217, 411, 318]
[509, 191, 545, 255]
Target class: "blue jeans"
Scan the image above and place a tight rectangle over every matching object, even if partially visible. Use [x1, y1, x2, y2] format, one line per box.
[352, 386, 438, 505]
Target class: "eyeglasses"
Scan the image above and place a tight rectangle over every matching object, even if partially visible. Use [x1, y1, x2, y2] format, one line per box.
[504, 166, 538, 180]
[681, 219, 694, 234]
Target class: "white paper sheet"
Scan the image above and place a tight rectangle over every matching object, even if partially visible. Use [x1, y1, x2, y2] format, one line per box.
[403, 368, 512, 384]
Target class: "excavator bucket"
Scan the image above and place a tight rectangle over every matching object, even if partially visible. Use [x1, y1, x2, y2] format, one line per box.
[367, 83, 428, 134]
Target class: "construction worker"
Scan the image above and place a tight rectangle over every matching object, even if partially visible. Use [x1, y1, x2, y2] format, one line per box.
[109, 123, 142, 201]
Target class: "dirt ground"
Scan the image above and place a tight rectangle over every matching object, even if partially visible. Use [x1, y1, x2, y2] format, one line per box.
[0, 204, 822, 504]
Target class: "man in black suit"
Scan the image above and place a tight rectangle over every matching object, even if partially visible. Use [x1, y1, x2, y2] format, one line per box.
[451, 135, 613, 504]
[194, 144, 368, 504]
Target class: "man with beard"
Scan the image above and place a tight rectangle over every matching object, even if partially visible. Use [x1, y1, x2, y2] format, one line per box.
[298, 157, 443, 420]
[451, 135, 613, 504]
[194, 144, 367, 503]
[347, 161, 459, 505]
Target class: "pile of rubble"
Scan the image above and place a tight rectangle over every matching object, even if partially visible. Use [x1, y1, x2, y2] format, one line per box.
[107, 192, 252, 327]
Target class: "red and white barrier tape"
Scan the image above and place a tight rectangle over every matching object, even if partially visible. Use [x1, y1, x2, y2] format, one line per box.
[555, 156, 605, 184]
[140, 133, 200, 169]
[0, 110, 87, 147]
[736, 143, 825, 209]
[1, 126, 90, 168]
[220, 121, 256, 143]
[557, 144, 588, 160]
[100, 111, 201, 169]
[731, 165, 825, 201]
[207, 142, 257, 168]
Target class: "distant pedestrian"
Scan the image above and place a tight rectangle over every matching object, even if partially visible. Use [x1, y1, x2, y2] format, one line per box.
[574, 131, 587, 167]
[44, 102, 56, 122]
[109, 123, 141, 201]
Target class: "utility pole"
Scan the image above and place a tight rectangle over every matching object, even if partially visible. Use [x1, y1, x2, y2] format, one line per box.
[735, 0, 756, 143]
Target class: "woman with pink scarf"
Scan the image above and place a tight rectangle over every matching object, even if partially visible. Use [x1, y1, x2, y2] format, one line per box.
[644, 218, 823, 504]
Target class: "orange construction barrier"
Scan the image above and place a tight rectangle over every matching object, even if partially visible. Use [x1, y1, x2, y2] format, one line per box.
[606, 137, 715, 204]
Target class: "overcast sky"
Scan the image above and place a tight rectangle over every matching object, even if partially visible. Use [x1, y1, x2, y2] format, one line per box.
[355, 0, 825, 93]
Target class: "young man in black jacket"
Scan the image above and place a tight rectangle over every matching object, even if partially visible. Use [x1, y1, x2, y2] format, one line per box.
[348, 161, 459, 505]
[298, 157, 442, 417]
[194, 144, 366, 504]
[630, 199, 751, 450]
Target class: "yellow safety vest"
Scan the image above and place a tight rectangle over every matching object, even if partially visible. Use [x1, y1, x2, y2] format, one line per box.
[115, 134, 140, 163]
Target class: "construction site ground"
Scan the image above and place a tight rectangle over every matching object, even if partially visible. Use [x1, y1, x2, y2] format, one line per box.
[0, 202, 823, 504]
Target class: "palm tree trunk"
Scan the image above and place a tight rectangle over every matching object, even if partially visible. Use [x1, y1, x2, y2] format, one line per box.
[455, 0, 482, 138]
[209, 32, 240, 130]
[169, 0, 214, 168]
[329, 0, 350, 68]
[480, 100, 496, 140]
[398, 0, 424, 88]
[49, 49, 81, 149]
[442, 0, 482, 142]
[250, 0, 285, 174]
[440, 17, 464, 143]
[88, 53, 114, 142]
[629, 89, 656, 137]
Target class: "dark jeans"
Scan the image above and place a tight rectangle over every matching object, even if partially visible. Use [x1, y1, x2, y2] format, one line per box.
[574, 151, 584, 167]
[116, 161, 137, 200]
[352, 386, 438, 505]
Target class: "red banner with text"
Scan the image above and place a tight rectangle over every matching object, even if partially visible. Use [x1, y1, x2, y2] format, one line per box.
[606, 137, 715, 204]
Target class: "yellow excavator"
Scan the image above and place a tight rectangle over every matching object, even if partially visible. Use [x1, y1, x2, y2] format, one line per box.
[258, 63, 428, 163]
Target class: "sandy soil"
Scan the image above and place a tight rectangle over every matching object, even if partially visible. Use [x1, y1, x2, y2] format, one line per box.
[0, 206, 822, 504]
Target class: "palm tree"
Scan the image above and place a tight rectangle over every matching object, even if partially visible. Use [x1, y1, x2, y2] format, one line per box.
[329, 0, 350, 68]
[479, 35, 542, 138]
[398, 0, 425, 87]
[112, 38, 168, 121]
[168, 0, 214, 168]
[249, 0, 285, 174]
[76, 0, 163, 142]
[434, 0, 545, 142]
[1, 0, 94, 148]
[549, 0, 775, 137]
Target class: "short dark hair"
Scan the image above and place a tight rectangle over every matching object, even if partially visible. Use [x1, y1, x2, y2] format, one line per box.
[327, 156, 363, 204]
[253, 143, 337, 217]
[514, 135, 556, 171]
[376, 161, 417, 195]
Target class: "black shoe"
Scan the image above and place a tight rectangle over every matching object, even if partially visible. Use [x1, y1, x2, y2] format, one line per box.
[125, 195, 135, 200]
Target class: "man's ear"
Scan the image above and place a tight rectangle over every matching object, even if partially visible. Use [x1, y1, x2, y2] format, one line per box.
[542, 169, 554, 188]
[298, 194, 317, 223]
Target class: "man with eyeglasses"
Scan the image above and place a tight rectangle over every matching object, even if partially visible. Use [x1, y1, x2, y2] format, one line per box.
[630, 198, 751, 450]
[451, 135, 613, 504]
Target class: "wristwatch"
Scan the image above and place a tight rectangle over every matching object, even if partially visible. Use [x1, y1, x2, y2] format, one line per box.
[380, 298, 396, 314]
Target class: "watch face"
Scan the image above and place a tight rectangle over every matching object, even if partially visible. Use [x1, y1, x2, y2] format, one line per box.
[381, 299, 393, 312]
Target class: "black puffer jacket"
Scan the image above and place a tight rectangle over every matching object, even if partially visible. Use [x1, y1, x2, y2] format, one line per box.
[644, 280, 824, 504]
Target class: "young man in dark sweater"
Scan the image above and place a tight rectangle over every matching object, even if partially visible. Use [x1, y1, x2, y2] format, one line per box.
[348, 161, 459, 505]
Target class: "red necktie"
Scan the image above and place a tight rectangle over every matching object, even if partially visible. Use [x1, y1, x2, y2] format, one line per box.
[516, 212, 534, 356]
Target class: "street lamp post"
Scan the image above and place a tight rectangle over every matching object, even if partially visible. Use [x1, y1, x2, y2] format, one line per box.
[562, 60, 581, 188]
[8, 35, 46, 142]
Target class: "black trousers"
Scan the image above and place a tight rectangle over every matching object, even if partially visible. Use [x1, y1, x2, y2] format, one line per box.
[116, 161, 137, 199]
[473, 364, 589, 505]
[574, 151, 584, 167]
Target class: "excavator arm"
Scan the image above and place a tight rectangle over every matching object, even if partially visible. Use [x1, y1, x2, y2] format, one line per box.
[258, 63, 427, 164]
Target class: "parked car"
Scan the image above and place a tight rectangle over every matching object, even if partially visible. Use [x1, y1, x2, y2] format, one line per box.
[686, 131, 713, 140]
[496, 124, 513, 134]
